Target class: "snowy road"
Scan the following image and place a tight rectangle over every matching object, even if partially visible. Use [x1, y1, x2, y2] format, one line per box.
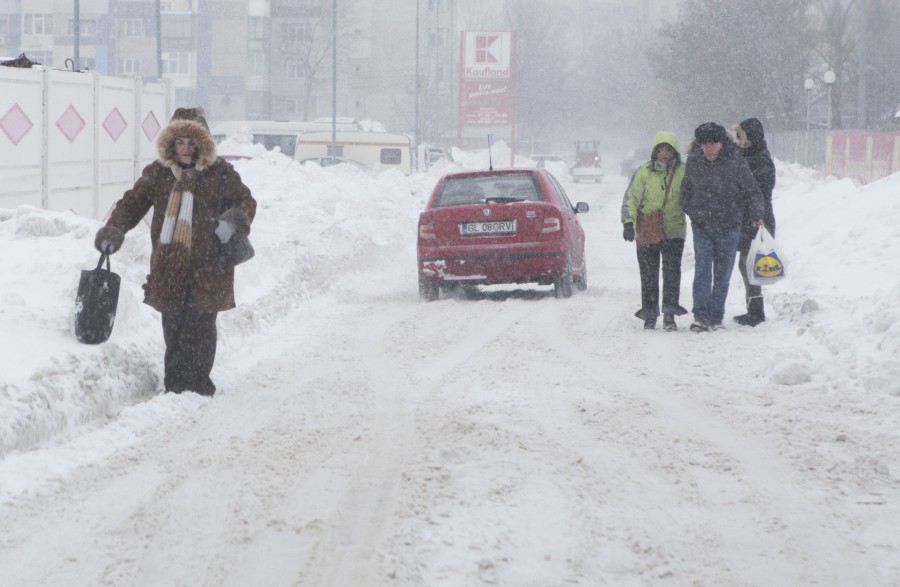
[1, 160, 899, 586]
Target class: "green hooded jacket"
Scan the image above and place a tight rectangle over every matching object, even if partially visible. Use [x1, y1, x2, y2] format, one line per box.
[620, 131, 686, 239]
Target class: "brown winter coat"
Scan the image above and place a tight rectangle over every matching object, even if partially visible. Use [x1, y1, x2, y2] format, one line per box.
[103, 117, 257, 313]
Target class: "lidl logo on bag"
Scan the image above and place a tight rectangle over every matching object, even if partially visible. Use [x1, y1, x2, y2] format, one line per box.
[753, 253, 784, 278]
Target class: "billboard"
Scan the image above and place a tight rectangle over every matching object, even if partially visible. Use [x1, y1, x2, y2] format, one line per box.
[458, 32, 516, 159]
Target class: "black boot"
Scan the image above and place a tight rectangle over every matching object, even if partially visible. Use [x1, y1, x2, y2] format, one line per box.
[663, 313, 677, 331]
[734, 297, 765, 327]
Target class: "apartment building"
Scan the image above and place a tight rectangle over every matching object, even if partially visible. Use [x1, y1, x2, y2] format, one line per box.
[1, 0, 457, 139]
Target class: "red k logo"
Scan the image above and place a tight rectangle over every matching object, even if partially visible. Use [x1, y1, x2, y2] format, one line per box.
[475, 34, 501, 64]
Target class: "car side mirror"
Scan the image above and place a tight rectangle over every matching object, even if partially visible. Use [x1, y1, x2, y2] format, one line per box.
[575, 201, 590, 213]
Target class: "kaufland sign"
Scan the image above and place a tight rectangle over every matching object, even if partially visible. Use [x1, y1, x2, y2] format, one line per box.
[458, 31, 516, 158]
[464, 32, 512, 79]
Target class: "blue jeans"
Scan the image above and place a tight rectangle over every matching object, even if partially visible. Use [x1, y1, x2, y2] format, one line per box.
[691, 226, 740, 323]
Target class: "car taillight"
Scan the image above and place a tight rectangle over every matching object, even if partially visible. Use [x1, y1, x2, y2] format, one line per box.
[542, 217, 561, 233]
[419, 222, 436, 239]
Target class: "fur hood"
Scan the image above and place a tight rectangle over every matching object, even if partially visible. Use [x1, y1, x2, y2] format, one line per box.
[156, 115, 217, 171]
[730, 117, 767, 152]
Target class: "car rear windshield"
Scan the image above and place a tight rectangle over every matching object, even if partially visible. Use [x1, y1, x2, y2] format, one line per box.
[435, 174, 542, 207]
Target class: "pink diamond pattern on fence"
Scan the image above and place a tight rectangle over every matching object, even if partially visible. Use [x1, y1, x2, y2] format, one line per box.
[0, 104, 34, 146]
[57, 105, 86, 142]
[103, 107, 128, 142]
[142, 111, 161, 142]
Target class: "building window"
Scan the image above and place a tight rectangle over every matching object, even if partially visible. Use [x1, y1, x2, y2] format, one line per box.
[276, 96, 302, 115]
[248, 52, 266, 76]
[23, 13, 53, 35]
[248, 17, 267, 40]
[283, 58, 301, 79]
[284, 21, 311, 45]
[246, 91, 268, 118]
[69, 19, 98, 37]
[79, 57, 97, 69]
[162, 52, 192, 76]
[162, 14, 192, 39]
[120, 19, 142, 37]
[428, 29, 447, 48]
[119, 58, 140, 74]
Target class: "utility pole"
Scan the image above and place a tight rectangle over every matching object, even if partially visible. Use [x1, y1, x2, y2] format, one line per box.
[415, 0, 420, 170]
[156, 0, 162, 78]
[73, 0, 80, 69]
[331, 0, 337, 157]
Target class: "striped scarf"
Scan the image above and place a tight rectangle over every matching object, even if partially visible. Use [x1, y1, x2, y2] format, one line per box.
[148, 167, 196, 310]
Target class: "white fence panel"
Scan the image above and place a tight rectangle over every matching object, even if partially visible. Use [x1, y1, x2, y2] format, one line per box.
[46, 68, 96, 217]
[98, 75, 141, 221]
[0, 65, 173, 220]
[0, 67, 44, 209]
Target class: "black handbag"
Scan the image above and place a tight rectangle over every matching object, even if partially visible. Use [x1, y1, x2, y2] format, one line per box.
[219, 236, 255, 271]
[74, 253, 121, 344]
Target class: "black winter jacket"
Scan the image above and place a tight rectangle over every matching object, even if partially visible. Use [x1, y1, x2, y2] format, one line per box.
[681, 141, 764, 234]
[737, 143, 776, 250]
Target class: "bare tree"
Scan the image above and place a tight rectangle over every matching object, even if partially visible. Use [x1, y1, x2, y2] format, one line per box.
[274, 0, 358, 120]
[501, 0, 576, 151]
[653, 0, 814, 130]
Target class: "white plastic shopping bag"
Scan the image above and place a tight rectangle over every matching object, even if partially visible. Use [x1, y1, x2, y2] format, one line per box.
[746, 226, 785, 286]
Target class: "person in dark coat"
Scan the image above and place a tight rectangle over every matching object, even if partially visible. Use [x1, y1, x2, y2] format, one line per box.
[731, 117, 776, 326]
[94, 107, 257, 396]
[681, 122, 764, 332]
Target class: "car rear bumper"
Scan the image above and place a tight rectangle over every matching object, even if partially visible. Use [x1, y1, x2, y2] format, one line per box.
[418, 242, 568, 284]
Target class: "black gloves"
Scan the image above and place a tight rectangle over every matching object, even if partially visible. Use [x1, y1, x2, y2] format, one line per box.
[623, 223, 635, 242]
[94, 226, 125, 254]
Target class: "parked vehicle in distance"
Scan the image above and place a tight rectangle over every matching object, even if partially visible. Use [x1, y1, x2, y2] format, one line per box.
[417, 168, 589, 300]
[620, 147, 646, 178]
[570, 140, 603, 183]
[294, 131, 412, 174]
[418, 143, 452, 170]
[210, 119, 361, 157]
[297, 156, 368, 171]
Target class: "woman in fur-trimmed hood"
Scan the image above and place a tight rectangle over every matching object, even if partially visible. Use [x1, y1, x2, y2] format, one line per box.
[94, 107, 257, 396]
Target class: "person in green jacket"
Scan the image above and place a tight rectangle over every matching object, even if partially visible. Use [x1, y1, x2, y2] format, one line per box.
[620, 131, 688, 330]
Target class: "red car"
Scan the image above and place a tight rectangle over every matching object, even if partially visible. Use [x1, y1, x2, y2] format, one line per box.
[417, 168, 589, 301]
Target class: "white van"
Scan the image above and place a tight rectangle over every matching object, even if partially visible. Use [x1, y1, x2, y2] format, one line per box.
[294, 131, 412, 174]
[210, 120, 361, 157]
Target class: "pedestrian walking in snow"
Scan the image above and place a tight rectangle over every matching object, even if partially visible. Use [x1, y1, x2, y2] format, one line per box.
[731, 117, 777, 326]
[681, 122, 764, 332]
[621, 131, 688, 331]
[93, 107, 257, 395]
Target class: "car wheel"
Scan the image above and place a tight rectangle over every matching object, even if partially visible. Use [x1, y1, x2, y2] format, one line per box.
[419, 276, 439, 302]
[574, 257, 588, 291]
[554, 257, 574, 299]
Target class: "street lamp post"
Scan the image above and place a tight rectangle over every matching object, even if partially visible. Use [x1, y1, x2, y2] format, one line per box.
[804, 77, 815, 165]
[824, 70, 836, 130]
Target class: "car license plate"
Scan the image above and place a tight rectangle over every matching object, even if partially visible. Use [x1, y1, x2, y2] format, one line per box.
[459, 220, 517, 236]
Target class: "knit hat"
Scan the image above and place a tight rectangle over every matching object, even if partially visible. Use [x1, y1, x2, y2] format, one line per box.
[694, 122, 727, 144]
